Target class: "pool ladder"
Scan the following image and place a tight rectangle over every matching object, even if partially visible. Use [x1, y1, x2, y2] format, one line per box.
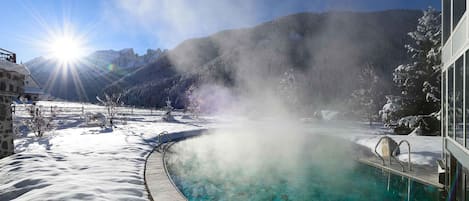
[156, 131, 171, 152]
[374, 136, 412, 172]
[157, 131, 171, 143]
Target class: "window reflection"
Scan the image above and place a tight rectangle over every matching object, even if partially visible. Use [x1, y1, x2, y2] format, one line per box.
[443, 0, 451, 43]
[466, 52, 469, 148]
[443, 70, 447, 138]
[449, 64, 455, 139]
[456, 56, 464, 144]
[454, 0, 467, 29]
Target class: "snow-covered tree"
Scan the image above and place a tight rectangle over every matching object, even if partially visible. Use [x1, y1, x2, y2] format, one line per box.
[277, 69, 299, 107]
[351, 63, 380, 126]
[381, 7, 441, 134]
[379, 96, 404, 125]
[163, 97, 176, 122]
[96, 93, 123, 127]
[392, 7, 441, 116]
[26, 104, 53, 137]
[185, 85, 201, 118]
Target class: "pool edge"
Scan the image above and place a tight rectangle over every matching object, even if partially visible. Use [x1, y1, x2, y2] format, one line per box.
[144, 129, 206, 201]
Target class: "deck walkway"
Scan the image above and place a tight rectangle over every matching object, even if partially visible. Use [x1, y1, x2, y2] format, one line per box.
[144, 129, 205, 201]
[358, 155, 444, 189]
[145, 143, 186, 201]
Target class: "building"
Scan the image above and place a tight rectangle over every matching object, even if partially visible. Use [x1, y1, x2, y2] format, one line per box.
[0, 49, 25, 159]
[0, 48, 43, 102]
[17, 63, 43, 101]
[441, 0, 469, 200]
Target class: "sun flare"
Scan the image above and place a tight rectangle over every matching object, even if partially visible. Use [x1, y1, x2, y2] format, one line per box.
[47, 35, 86, 64]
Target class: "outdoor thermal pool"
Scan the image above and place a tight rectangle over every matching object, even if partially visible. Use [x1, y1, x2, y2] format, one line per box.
[164, 128, 442, 201]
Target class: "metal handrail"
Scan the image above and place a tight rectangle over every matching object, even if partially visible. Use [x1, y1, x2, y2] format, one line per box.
[156, 131, 170, 152]
[375, 136, 412, 172]
[157, 131, 170, 143]
[390, 151, 406, 172]
[374, 136, 390, 165]
[393, 140, 412, 171]
[374, 137, 412, 172]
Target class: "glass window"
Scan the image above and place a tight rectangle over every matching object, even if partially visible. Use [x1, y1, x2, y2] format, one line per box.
[456, 56, 464, 144]
[443, 70, 447, 138]
[466, 173, 469, 201]
[449, 64, 455, 139]
[456, 162, 463, 201]
[466, 52, 469, 148]
[454, 0, 467, 29]
[447, 153, 451, 191]
[443, 0, 451, 43]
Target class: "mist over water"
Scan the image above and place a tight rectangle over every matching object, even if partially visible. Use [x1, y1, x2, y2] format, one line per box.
[166, 127, 359, 200]
[166, 127, 440, 201]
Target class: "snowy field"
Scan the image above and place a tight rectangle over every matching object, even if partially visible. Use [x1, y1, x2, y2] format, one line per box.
[1, 101, 212, 200]
[0, 101, 442, 200]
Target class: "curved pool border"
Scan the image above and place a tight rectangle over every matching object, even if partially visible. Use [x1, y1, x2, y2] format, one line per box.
[145, 129, 443, 201]
[144, 129, 206, 201]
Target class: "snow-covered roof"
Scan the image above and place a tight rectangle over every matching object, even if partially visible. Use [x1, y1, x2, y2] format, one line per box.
[0, 60, 44, 95]
[24, 86, 44, 95]
[0, 60, 27, 75]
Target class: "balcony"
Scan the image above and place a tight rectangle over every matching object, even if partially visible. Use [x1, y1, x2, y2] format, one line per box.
[0, 48, 16, 63]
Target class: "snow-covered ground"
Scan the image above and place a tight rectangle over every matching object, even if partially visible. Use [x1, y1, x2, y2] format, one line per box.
[0, 101, 443, 200]
[329, 122, 442, 167]
[1, 101, 212, 200]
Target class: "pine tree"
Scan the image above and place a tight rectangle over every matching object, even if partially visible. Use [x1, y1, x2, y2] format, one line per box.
[351, 63, 380, 126]
[385, 7, 441, 121]
[277, 68, 298, 106]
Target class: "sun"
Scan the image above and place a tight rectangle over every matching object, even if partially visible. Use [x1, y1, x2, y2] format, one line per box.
[48, 35, 86, 64]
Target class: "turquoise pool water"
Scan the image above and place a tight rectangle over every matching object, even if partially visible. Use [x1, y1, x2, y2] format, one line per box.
[165, 133, 442, 201]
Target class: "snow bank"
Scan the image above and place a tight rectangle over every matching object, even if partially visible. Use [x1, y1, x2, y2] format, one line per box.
[347, 134, 441, 166]
[0, 101, 205, 200]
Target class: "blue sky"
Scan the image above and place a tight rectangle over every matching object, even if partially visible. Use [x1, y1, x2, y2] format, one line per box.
[1, 0, 440, 62]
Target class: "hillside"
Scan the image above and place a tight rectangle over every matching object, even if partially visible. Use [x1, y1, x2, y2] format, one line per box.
[27, 10, 423, 110]
[106, 10, 422, 109]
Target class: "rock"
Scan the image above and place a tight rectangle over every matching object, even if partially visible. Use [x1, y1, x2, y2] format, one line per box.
[377, 136, 400, 158]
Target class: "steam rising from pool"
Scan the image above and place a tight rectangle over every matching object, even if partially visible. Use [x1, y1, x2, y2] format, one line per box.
[166, 127, 358, 200]
[165, 128, 441, 201]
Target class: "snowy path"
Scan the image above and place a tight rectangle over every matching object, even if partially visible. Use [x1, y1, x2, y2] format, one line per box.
[0, 120, 203, 200]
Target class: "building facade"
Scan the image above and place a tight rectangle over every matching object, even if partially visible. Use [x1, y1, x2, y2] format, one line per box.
[0, 59, 24, 159]
[442, 0, 469, 200]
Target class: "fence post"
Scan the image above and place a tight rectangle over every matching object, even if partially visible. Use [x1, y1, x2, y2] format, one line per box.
[132, 106, 134, 115]
[81, 105, 84, 119]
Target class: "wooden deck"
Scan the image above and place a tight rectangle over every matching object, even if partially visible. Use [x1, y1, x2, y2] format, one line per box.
[145, 143, 187, 201]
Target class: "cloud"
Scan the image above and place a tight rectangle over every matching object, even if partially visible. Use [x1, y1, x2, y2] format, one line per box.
[105, 0, 261, 48]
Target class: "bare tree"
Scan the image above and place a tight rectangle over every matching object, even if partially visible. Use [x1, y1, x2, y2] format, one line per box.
[96, 93, 123, 127]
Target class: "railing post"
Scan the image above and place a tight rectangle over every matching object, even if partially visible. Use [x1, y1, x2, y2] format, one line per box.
[374, 137, 386, 165]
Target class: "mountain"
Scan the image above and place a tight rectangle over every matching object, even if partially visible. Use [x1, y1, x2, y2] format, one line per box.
[27, 10, 424, 111]
[25, 48, 165, 102]
[105, 10, 423, 109]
